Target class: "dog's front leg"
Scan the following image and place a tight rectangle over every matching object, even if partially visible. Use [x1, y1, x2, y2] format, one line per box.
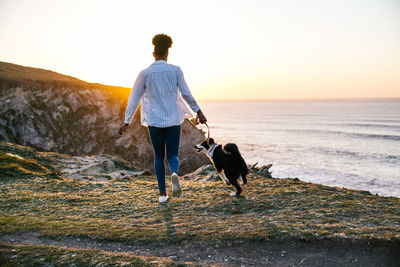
[218, 170, 231, 186]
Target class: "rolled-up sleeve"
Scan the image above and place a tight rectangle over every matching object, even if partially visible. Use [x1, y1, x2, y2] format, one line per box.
[177, 67, 200, 112]
[124, 71, 146, 124]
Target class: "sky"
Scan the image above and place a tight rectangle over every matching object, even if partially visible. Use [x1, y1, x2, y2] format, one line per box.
[1, 0, 399, 100]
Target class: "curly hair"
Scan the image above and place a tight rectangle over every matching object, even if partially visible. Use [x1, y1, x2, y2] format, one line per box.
[152, 34, 173, 58]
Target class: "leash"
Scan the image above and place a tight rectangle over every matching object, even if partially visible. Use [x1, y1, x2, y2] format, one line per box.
[204, 122, 210, 145]
[191, 115, 210, 145]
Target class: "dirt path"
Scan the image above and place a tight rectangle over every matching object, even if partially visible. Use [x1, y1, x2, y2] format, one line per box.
[1, 231, 398, 266]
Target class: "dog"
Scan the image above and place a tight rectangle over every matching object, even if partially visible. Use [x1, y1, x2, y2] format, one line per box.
[194, 138, 248, 196]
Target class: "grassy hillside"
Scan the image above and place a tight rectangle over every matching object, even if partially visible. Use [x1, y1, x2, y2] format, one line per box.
[0, 61, 131, 99]
[0, 142, 399, 266]
[0, 61, 83, 83]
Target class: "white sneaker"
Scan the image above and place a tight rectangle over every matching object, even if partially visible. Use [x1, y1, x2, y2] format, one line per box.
[171, 172, 182, 196]
[159, 195, 169, 203]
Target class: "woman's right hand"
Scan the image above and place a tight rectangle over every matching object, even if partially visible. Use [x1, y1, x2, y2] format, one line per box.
[197, 109, 207, 124]
[119, 123, 129, 135]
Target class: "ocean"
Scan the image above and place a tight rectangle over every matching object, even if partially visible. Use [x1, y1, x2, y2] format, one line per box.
[198, 99, 400, 197]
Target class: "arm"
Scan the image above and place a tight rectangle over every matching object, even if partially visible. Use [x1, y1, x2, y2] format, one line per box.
[119, 71, 146, 135]
[177, 67, 207, 123]
[177, 67, 200, 112]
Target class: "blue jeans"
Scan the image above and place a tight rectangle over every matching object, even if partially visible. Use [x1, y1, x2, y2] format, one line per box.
[148, 125, 181, 194]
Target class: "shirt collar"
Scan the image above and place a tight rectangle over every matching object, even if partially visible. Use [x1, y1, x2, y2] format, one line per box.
[152, 60, 167, 65]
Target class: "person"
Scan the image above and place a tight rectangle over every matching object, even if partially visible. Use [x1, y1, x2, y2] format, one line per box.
[119, 34, 207, 203]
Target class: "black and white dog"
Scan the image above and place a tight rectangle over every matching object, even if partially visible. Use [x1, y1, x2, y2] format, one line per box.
[195, 138, 248, 196]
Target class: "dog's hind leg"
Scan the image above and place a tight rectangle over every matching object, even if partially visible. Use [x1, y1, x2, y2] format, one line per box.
[241, 175, 247, 185]
[219, 171, 231, 185]
[230, 180, 242, 196]
[214, 163, 230, 185]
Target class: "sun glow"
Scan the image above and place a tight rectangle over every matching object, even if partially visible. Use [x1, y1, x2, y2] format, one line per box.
[1, 0, 399, 100]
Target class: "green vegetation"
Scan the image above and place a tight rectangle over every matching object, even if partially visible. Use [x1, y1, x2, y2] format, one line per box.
[0, 61, 83, 84]
[1, 142, 399, 265]
[0, 61, 131, 99]
[0, 243, 200, 266]
[0, 150, 51, 179]
[0, 142, 63, 180]
[1, 173, 399, 243]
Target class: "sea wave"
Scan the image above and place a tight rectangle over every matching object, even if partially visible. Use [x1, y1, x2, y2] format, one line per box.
[310, 147, 400, 164]
[337, 123, 400, 130]
[359, 119, 400, 124]
[264, 128, 400, 141]
[353, 132, 400, 141]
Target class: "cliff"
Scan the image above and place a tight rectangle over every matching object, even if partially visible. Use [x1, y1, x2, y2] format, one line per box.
[0, 61, 208, 174]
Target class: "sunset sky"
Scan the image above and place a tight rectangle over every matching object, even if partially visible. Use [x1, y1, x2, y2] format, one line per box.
[1, 0, 399, 100]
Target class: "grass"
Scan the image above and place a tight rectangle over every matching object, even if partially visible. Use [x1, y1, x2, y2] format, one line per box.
[1, 172, 399, 243]
[0, 243, 202, 266]
[0, 150, 55, 179]
[0, 61, 131, 99]
[1, 142, 399, 265]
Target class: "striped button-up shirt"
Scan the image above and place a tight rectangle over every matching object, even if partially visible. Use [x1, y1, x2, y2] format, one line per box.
[124, 60, 200, 127]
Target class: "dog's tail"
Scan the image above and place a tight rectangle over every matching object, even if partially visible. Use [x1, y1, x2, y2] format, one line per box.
[224, 143, 249, 178]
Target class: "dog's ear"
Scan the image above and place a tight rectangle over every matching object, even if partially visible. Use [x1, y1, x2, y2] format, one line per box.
[199, 139, 208, 147]
[209, 138, 215, 144]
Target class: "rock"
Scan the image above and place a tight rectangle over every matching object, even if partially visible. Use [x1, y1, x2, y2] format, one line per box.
[183, 164, 217, 180]
[0, 141, 146, 181]
[249, 162, 273, 178]
[249, 162, 259, 169]
[202, 173, 219, 181]
[184, 162, 274, 181]
[0, 62, 209, 174]
[101, 159, 115, 172]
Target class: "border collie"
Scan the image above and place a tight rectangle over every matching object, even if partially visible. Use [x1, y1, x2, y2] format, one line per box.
[194, 138, 248, 196]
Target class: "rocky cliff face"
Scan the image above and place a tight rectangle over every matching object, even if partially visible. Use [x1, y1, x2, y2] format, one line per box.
[0, 61, 208, 174]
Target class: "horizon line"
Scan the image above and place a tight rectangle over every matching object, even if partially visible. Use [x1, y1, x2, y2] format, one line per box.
[196, 97, 400, 102]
